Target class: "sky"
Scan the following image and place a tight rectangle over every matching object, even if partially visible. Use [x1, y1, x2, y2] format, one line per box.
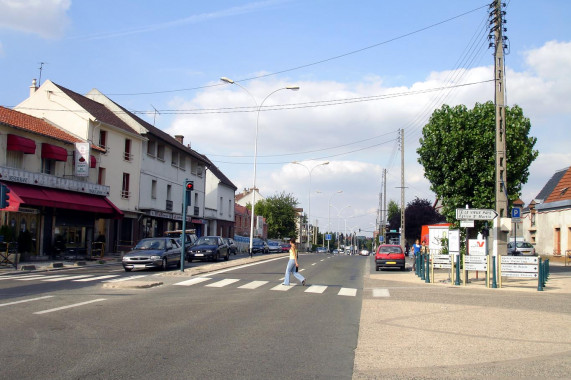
[1, 0, 570, 238]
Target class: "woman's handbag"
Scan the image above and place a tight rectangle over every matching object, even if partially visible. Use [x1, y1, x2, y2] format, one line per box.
[295, 265, 299, 272]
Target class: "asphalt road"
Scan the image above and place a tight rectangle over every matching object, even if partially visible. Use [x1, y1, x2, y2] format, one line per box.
[0, 254, 365, 379]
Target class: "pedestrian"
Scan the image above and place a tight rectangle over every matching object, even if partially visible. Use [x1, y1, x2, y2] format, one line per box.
[412, 239, 421, 271]
[283, 237, 306, 286]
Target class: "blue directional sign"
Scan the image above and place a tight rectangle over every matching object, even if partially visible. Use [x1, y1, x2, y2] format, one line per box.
[511, 207, 522, 219]
[325, 234, 332, 241]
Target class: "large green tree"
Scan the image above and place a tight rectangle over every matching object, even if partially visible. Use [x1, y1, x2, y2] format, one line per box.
[417, 101, 538, 222]
[254, 191, 299, 240]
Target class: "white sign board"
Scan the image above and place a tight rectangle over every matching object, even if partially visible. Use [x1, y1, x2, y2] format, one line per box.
[500, 256, 538, 264]
[502, 272, 538, 278]
[460, 220, 474, 228]
[456, 208, 498, 220]
[428, 226, 449, 253]
[464, 255, 488, 271]
[74, 142, 90, 177]
[468, 239, 486, 255]
[501, 264, 539, 273]
[448, 230, 460, 253]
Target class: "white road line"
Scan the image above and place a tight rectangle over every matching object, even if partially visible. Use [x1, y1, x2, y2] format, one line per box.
[300, 268, 306, 272]
[238, 280, 268, 289]
[0, 295, 54, 307]
[0, 274, 45, 280]
[206, 256, 287, 275]
[311, 263, 317, 266]
[320, 259, 325, 262]
[103, 275, 149, 283]
[43, 275, 93, 282]
[305, 285, 327, 294]
[338, 288, 357, 297]
[17, 275, 67, 281]
[372, 288, 390, 297]
[73, 275, 119, 282]
[33, 298, 107, 315]
[271, 283, 297, 291]
[206, 278, 240, 288]
[173, 277, 212, 286]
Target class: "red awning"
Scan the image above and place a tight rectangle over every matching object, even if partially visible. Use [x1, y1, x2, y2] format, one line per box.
[90, 155, 97, 168]
[7, 134, 36, 154]
[41, 143, 68, 161]
[2, 182, 123, 218]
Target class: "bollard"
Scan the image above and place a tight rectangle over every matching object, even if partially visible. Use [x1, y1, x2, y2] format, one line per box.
[420, 254, 426, 281]
[538, 258, 543, 291]
[492, 255, 497, 289]
[416, 254, 421, 277]
[425, 254, 430, 283]
[455, 254, 460, 286]
[546, 259, 550, 281]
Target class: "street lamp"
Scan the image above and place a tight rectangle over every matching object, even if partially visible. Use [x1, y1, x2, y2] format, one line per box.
[330, 204, 351, 251]
[292, 161, 329, 251]
[221, 77, 299, 257]
[321, 190, 343, 251]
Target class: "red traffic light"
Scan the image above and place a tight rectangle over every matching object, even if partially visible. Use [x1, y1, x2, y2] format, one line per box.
[185, 181, 194, 191]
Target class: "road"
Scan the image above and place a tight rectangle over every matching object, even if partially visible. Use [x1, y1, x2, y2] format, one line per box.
[0, 254, 365, 379]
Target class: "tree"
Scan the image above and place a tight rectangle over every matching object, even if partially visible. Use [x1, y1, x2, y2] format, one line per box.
[417, 101, 538, 222]
[405, 197, 446, 241]
[387, 200, 401, 230]
[254, 191, 299, 240]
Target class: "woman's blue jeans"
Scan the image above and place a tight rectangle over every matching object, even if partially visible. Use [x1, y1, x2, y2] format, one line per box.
[284, 258, 305, 285]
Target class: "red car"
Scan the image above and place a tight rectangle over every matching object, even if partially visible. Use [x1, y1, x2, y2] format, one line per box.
[375, 244, 405, 271]
[281, 243, 291, 253]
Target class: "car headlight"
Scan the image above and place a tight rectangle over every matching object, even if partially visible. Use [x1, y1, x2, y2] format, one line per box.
[150, 255, 161, 260]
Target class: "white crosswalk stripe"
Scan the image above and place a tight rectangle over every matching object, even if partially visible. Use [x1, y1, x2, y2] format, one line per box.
[43, 275, 93, 282]
[305, 285, 327, 294]
[271, 283, 297, 291]
[238, 280, 269, 289]
[338, 288, 357, 297]
[103, 275, 149, 283]
[73, 275, 119, 282]
[0, 274, 45, 280]
[372, 288, 390, 297]
[17, 275, 66, 281]
[173, 277, 212, 286]
[206, 278, 240, 288]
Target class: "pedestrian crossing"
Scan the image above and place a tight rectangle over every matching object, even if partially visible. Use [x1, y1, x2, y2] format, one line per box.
[173, 276, 359, 297]
[0, 273, 154, 284]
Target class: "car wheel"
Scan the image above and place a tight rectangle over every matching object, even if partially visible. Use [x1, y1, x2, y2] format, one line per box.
[376, 266, 379, 271]
[124, 267, 132, 272]
[161, 258, 168, 271]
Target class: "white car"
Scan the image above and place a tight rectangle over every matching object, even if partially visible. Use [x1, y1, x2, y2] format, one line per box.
[359, 249, 370, 256]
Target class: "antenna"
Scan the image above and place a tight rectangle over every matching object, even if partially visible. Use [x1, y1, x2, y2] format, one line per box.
[38, 62, 47, 86]
[151, 105, 161, 126]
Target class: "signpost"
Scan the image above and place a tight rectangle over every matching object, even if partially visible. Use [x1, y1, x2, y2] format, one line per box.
[499, 256, 540, 287]
[456, 208, 498, 220]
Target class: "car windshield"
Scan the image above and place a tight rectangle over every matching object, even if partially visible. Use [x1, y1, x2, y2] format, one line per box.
[379, 246, 402, 254]
[516, 242, 533, 248]
[196, 237, 217, 245]
[135, 239, 165, 250]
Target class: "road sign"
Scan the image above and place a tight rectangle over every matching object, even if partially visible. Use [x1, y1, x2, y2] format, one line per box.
[502, 272, 538, 278]
[325, 234, 332, 241]
[460, 220, 474, 228]
[455, 208, 498, 220]
[500, 256, 538, 264]
[464, 255, 488, 271]
[501, 264, 538, 273]
[511, 207, 522, 219]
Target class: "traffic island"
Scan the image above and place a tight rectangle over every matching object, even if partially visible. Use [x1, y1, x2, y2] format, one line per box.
[102, 280, 163, 289]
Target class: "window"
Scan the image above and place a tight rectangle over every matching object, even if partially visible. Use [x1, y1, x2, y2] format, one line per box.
[6, 150, 23, 169]
[171, 150, 179, 167]
[124, 139, 132, 161]
[122, 173, 130, 199]
[220, 197, 223, 215]
[98, 167, 106, 185]
[228, 199, 232, 216]
[99, 130, 107, 149]
[167, 184, 172, 201]
[147, 140, 156, 157]
[151, 180, 157, 199]
[179, 155, 185, 170]
[41, 158, 55, 175]
[157, 144, 165, 161]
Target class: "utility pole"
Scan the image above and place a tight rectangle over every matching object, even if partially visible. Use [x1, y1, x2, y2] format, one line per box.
[383, 168, 387, 244]
[400, 129, 406, 249]
[490, 0, 508, 255]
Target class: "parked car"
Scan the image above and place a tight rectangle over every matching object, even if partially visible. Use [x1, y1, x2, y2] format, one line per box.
[375, 244, 405, 271]
[359, 249, 370, 256]
[165, 230, 197, 255]
[281, 243, 291, 253]
[250, 238, 269, 254]
[316, 246, 329, 254]
[267, 241, 282, 253]
[187, 236, 229, 262]
[507, 241, 536, 256]
[224, 237, 238, 255]
[332, 249, 339, 255]
[122, 237, 182, 272]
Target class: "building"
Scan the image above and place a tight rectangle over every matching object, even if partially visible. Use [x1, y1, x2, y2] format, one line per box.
[0, 106, 121, 259]
[201, 157, 237, 237]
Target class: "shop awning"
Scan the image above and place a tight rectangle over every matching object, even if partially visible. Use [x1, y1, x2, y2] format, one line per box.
[41, 143, 68, 161]
[7, 134, 36, 154]
[2, 182, 123, 218]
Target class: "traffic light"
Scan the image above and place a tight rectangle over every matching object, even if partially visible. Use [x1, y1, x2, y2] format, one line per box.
[184, 180, 194, 207]
[0, 184, 10, 209]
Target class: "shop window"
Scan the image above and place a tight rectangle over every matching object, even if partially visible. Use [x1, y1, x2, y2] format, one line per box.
[122, 173, 130, 199]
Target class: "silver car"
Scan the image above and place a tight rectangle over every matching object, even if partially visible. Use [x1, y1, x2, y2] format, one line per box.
[122, 237, 182, 272]
[507, 241, 536, 256]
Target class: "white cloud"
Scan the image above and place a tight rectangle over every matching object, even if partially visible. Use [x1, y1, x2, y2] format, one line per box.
[166, 40, 571, 234]
[0, 0, 71, 39]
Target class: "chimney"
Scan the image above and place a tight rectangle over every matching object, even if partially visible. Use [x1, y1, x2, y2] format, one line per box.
[174, 135, 184, 144]
[29, 79, 38, 96]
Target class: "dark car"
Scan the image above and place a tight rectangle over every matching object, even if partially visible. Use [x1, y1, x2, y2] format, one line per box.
[165, 230, 197, 255]
[122, 237, 182, 272]
[187, 236, 229, 262]
[250, 239, 269, 254]
[375, 244, 405, 271]
[224, 237, 238, 255]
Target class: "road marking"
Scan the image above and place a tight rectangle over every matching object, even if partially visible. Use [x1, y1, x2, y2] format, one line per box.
[238, 280, 268, 289]
[0, 274, 45, 280]
[17, 275, 67, 281]
[34, 298, 107, 315]
[173, 277, 212, 286]
[300, 268, 306, 272]
[305, 285, 327, 294]
[207, 256, 287, 276]
[206, 278, 240, 288]
[104, 275, 149, 283]
[43, 275, 93, 282]
[73, 275, 119, 282]
[311, 263, 317, 266]
[372, 288, 390, 297]
[338, 288, 357, 297]
[320, 259, 325, 262]
[0, 295, 54, 307]
[271, 283, 297, 291]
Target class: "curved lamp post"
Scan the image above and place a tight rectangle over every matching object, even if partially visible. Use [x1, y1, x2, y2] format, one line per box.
[292, 161, 329, 251]
[221, 77, 299, 256]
